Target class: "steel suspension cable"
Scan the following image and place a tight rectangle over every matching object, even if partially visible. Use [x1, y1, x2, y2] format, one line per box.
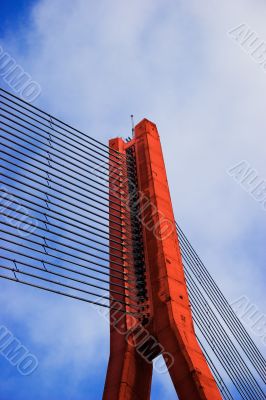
[1, 169, 136, 238]
[197, 336, 234, 400]
[0, 87, 145, 315]
[1, 158, 126, 219]
[1, 201, 127, 255]
[0, 254, 135, 293]
[0, 118, 124, 182]
[0, 187, 133, 249]
[0, 120, 137, 208]
[0, 144, 126, 209]
[0, 111, 134, 179]
[184, 261, 265, 400]
[0, 266, 140, 313]
[179, 230, 266, 383]
[176, 222, 266, 383]
[0, 124, 124, 192]
[0, 209, 127, 264]
[0, 222, 136, 273]
[0, 273, 141, 316]
[0, 234, 134, 279]
[0, 101, 133, 174]
[0, 180, 133, 245]
[1, 170, 130, 233]
[0, 88, 133, 164]
[0, 244, 130, 284]
[0, 262, 137, 302]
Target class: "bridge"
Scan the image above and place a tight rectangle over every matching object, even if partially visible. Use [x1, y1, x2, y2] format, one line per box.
[0, 87, 265, 399]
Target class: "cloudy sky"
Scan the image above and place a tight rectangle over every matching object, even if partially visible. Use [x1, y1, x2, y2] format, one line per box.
[0, 0, 265, 399]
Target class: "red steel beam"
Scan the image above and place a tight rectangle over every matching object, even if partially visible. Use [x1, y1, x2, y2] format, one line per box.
[103, 120, 222, 400]
[103, 137, 152, 400]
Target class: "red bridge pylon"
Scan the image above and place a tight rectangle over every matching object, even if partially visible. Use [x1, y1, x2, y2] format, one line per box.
[103, 119, 222, 400]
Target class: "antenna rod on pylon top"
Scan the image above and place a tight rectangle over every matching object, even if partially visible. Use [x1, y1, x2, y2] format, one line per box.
[131, 114, 135, 138]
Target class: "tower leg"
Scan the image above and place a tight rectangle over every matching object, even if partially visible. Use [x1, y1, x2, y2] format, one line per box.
[103, 333, 153, 400]
[103, 137, 152, 400]
[133, 119, 222, 400]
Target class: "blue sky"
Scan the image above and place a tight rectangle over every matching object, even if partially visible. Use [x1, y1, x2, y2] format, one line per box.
[0, 0, 266, 399]
[0, 1, 36, 37]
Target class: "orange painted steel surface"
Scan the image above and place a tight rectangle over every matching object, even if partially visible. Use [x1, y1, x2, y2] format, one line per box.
[104, 121, 222, 399]
[103, 138, 152, 400]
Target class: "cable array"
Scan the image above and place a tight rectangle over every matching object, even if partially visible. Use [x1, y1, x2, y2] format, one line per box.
[177, 223, 266, 399]
[197, 336, 234, 400]
[0, 88, 144, 316]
